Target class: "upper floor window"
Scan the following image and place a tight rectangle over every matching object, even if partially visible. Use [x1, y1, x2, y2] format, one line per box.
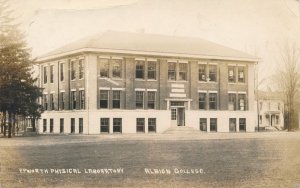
[147, 91, 156, 109]
[238, 94, 246, 111]
[168, 62, 176, 81]
[71, 60, 76, 80]
[136, 91, 144, 109]
[179, 63, 187, 81]
[43, 94, 48, 110]
[198, 64, 206, 81]
[79, 90, 85, 109]
[50, 93, 54, 110]
[199, 93, 206, 110]
[60, 92, 65, 110]
[228, 93, 236, 110]
[135, 60, 145, 79]
[71, 91, 76, 110]
[209, 93, 217, 110]
[208, 65, 217, 82]
[238, 66, 245, 83]
[99, 58, 109, 78]
[79, 59, 84, 79]
[228, 66, 236, 83]
[112, 90, 121, 109]
[112, 59, 122, 78]
[60, 63, 65, 82]
[147, 61, 156, 80]
[43, 66, 47, 84]
[99, 90, 109, 109]
[50, 65, 54, 83]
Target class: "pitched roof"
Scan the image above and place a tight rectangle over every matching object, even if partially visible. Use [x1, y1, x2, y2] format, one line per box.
[38, 31, 259, 62]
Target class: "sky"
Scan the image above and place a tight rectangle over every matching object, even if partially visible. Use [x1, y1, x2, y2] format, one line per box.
[7, 0, 300, 89]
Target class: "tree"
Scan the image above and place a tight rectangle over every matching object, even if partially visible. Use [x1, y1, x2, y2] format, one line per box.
[274, 42, 300, 131]
[0, 0, 43, 137]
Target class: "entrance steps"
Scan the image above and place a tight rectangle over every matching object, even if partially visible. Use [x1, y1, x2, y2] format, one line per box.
[163, 126, 200, 134]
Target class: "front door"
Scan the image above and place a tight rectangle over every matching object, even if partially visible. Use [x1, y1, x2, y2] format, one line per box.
[177, 108, 185, 126]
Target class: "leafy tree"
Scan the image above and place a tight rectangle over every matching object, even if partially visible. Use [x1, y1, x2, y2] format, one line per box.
[274, 43, 300, 131]
[0, 0, 43, 137]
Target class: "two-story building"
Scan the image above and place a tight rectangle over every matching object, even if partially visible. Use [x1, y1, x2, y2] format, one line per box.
[37, 31, 259, 134]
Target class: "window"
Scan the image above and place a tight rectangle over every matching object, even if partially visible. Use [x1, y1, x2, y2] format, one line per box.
[112, 59, 122, 78]
[229, 118, 236, 132]
[136, 91, 144, 109]
[209, 93, 217, 110]
[113, 118, 122, 133]
[259, 115, 262, 124]
[79, 59, 84, 79]
[71, 60, 76, 80]
[112, 90, 121, 109]
[200, 118, 207, 131]
[60, 92, 65, 110]
[99, 58, 109, 78]
[50, 65, 54, 83]
[43, 119, 47, 132]
[60, 118, 64, 133]
[50, 94, 54, 110]
[79, 118, 83, 134]
[100, 118, 109, 133]
[210, 118, 217, 132]
[148, 118, 156, 133]
[147, 91, 155, 109]
[71, 118, 75, 133]
[50, 119, 54, 133]
[168, 62, 176, 80]
[198, 64, 206, 81]
[136, 118, 145, 133]
[238, 66, 245, 83]
[79, 90, 85, 109]
[199, 93, 206, 110]
[60, 63, 64, 81]
[71, 91, 76, 110]
[100, 90, 109, 108]
[228, 66, 235, 83]
[239, 118, 246, 131]
[146, 61, 156, 80]
[208, 65, 217, 82]
[43, 66, 47, 84]
[170, 101, 184, 107]
[136, 60, 145, 79]
[171, 109, 177, 120]
[228, 94, 236, 110]
[179, 63, 187, 81]
[43, 94, 48, 110]
[238, 94, 246, 111]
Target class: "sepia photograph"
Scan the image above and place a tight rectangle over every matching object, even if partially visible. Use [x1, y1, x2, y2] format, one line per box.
[0, 0, 300, 187]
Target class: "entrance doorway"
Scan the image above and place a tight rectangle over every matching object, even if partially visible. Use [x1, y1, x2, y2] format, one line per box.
[171, 107, 185, 126]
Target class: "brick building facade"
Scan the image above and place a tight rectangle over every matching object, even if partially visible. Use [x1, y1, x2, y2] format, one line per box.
[37, 31, 258, 134]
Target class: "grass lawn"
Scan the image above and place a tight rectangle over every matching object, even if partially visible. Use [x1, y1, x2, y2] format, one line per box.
[0, 134, 299, 187]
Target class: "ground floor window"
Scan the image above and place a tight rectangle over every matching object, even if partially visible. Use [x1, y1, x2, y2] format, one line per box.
[60, 118, 64, 133]
[50, 119, 54, 133]
[100, 118, 109, 133]
[200, 118, 207, 131]
[136, 118, 145, 133]
[148, 118, 156, 133]
[113, 118, 122, 133]
[210, 118, 217, 132]
[229, 118, 236, 132]
[239, 118, 246, 131]
[43, 119, 47, 132]
[79, 118, 83, 134]
[71, 118, 75, 133]
[171, 109, 177, 120]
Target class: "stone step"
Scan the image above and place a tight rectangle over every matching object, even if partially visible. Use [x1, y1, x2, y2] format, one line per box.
[163, 126, 200, 134]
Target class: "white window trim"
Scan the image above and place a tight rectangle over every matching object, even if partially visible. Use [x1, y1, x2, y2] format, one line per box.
[237, 91, 247, 94]
[60, 90, 65, 92]
[198, 90, 207, 93]
[147, 89, 157, 92]
[208, 90, 218, 93]
[71, 89, 76, 91]
[228, 91, 236, 94]
[111, 56, 123, 60]
[135, 57, 146, 61]
[178, 60, 188, 63]
[50, 91, 55, 94]
[198, 61, 207, 64]
[135, 88, 146, 91]
[112, 88, 125, 91]
[98, 55, 110, 59]
[79, 88, 85, 91]
[146, 58, 157, 62]
[99, 87, 110, 90]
